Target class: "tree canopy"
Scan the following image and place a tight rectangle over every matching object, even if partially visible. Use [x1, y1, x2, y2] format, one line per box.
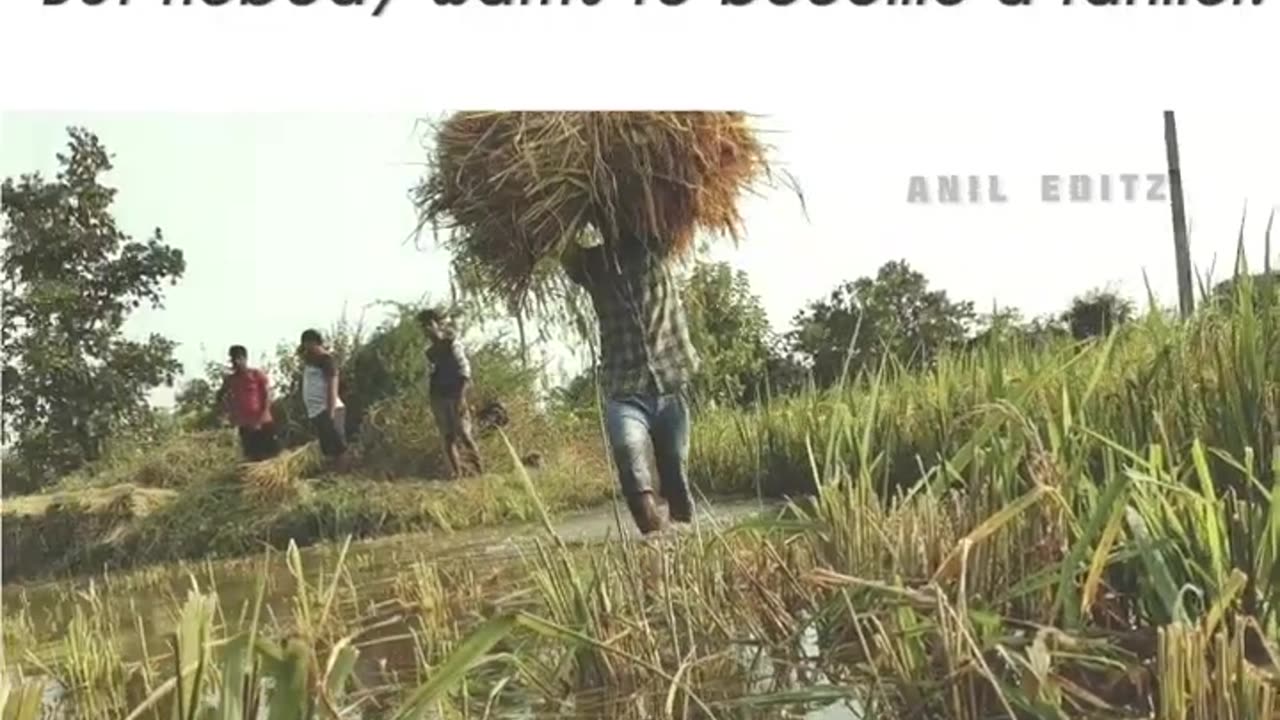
[788, 260, 975, 386]
[2, 128, 186, 490]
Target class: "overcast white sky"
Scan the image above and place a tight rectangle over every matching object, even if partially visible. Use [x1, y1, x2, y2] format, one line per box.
[2, 111, 1277, 405]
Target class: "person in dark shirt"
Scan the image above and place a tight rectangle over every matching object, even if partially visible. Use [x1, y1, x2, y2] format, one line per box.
[216, 345, 281, 462]
[419, 309, 483, 478]
[561, 237, 700, 536]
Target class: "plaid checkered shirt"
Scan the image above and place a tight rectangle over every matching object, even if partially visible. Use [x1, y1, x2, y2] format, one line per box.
[563, 242, 700, 399]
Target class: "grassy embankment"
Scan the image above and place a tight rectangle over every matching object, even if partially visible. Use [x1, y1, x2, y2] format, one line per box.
[0, 391, 617, 583]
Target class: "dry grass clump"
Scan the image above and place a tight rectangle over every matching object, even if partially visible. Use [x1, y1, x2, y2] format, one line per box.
[54, 430, 239, 492]
[416, 111, 773, 303]
[238, 443, 323, 501]
[0, 484, 177, 519]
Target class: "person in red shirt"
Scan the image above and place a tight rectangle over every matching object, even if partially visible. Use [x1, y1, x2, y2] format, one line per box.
[216, 345, 280, 462]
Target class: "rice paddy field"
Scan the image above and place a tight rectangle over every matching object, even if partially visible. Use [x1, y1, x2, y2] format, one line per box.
[3, 278, 1279, 719]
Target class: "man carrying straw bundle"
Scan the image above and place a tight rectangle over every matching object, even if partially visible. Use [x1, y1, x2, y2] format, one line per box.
[419, 111, 774, 534]
[562, 238, 699, 536]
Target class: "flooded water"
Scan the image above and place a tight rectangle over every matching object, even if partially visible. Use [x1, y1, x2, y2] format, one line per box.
[4, 496, 780, 660]
[18, 679, 862, 720]
[3, 496, 869, 719]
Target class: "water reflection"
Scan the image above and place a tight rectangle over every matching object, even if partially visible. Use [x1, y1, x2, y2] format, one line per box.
[7, 498, 775, 663]
[11, 497, 863, 719]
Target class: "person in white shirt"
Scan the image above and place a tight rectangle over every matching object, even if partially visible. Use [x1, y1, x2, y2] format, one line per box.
[298, 329, 348, 466]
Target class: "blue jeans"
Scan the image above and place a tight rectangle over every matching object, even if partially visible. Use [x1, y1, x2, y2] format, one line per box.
[604, 391, 692, 509]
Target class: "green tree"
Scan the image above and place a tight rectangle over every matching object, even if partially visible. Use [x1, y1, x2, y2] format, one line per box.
[967, 305, 1068, 349]
[682, 261, 779, 406]
[173, 362, 226, 431]
[547, 369, 600, 424]
[966, 305, 1026, 349]
[788, 260, 975, 386]
[1209, 271, 1279, 313]
[1061, 288, 1135, 340]
[1, 128, 186, 490]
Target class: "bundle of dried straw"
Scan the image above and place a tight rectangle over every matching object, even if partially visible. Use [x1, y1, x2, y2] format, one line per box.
[416, 112, 773, 304]
[238, 444, 321, 501]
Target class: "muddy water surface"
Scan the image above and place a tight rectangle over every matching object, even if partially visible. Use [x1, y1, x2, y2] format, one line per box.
[5, 496, 869, 719]
[6, 497, 781, 662]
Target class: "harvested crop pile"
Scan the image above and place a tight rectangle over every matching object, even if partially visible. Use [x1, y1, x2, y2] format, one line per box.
[416, 111, 774, 305]
[238, 443, 323, 501]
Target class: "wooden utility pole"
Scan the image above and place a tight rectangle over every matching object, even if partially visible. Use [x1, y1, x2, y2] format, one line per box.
[1163, 110, 1194, 318]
